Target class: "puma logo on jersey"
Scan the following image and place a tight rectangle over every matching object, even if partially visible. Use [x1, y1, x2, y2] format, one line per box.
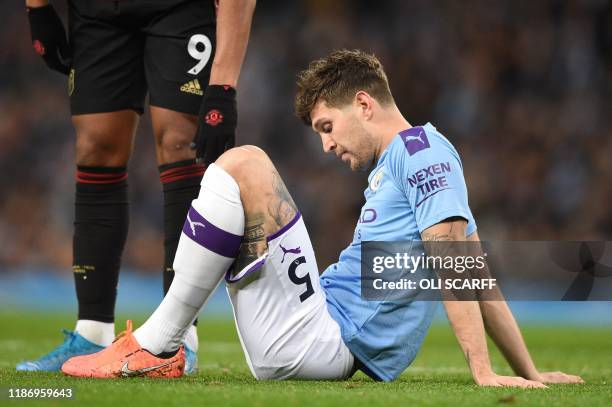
[180, 79, 203, 96]
[186, 213, 206, 236]
[120, 361, 172, 377]
[280, 244, 301, 263]
[403, 130, 427, 145]
[401, 127, 430, 156]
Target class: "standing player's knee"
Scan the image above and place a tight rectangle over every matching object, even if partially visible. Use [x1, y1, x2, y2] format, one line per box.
[151, 108, 198, 165]
[75, 129, 130, 167]
[155, 128, 196, 164]
[73, 111, 138, 167]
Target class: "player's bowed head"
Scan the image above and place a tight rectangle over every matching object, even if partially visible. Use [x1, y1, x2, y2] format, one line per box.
[295, 49, 411, 172]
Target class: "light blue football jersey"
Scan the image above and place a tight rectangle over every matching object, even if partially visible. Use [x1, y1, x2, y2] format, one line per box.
[320, 123, 477, 382]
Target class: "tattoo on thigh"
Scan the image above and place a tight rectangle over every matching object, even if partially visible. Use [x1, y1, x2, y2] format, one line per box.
[235, 213, 267, 271]
[267, 170, 298, 229]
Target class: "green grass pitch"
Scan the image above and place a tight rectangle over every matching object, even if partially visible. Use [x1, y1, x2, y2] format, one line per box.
[0, 311, 610, 406]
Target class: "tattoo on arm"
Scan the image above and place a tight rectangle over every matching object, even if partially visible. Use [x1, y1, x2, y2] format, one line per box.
[421, 217, 465, 242]
[422, 222, 456, 244]
[267, 170, 298, 229]
[421, 219, 466, 262]
[233, 168, 298, 275]
[421, 218, 478, 301]
[234, 213, 266, 271]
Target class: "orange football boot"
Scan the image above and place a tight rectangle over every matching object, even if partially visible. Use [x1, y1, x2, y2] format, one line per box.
[61, 320, 185, 378]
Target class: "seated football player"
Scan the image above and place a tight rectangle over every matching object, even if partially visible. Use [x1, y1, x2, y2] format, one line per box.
[61, 50, 583, 386]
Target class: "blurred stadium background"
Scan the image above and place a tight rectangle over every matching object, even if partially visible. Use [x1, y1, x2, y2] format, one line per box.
[1, 0, 611, 323]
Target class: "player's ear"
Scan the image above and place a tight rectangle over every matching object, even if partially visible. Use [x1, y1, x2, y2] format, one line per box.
[354, 91, 374, 121]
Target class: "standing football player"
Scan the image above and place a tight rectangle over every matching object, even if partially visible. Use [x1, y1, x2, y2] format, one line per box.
[17, 0, 256, 374]
[62, 50, 582, 386]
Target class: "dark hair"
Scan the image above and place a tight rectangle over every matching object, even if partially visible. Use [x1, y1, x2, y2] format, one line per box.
[295, 49, 394, 125]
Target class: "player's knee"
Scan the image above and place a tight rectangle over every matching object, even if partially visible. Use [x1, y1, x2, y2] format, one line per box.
[73, 111, 137, 167]
[151, 107, 198, 165]
[75, 130, 130, 167]
[215, 145, 272, 183]
[155, 128, 195, 164]
[218, 145, 269, 161]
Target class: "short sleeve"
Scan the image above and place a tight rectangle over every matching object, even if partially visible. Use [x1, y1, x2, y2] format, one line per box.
[388, 126, 477, 235]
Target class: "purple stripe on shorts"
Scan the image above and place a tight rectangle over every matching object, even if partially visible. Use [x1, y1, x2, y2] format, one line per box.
[182, 206, 242, 258]
[267, 212, 302, 242]
[225, 254, 267, 283]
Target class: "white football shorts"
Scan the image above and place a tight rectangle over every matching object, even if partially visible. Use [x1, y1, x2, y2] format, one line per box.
[225, 213, 355, 380]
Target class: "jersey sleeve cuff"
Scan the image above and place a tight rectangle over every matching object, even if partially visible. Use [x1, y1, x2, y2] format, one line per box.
[417, 208, 473, 235]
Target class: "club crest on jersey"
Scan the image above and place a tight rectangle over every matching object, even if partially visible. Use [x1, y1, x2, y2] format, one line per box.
[401, 127, 430, 156]
[369, 167, 384, 191]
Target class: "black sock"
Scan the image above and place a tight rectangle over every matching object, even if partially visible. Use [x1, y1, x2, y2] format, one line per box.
[73, 166, 129, 323]
[159, 159, 204, 326]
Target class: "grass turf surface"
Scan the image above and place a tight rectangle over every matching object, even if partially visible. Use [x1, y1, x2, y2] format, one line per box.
[0, 311, 610, 406]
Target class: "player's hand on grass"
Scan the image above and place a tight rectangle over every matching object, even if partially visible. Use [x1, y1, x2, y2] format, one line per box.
[27, 4, 72, 75]
[475, 373, 548, 388]
[532, 371, 585, 384]
[191, 85, 237, 165]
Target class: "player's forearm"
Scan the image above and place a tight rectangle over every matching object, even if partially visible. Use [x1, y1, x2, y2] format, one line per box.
[26, 0, 48, 7]
[423, 220, 493, 381]
[479, 301, 539, 379]
[443, 300, 495, 381]
[209, 0, 256, 87]
[464, 232, 540, 379]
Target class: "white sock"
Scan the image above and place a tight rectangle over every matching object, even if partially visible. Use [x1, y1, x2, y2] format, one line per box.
[75, 320, 115, 347]
[184, 325, 198, 352]
[134, 164, 244, 354]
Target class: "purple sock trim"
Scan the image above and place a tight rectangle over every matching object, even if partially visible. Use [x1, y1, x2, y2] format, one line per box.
[182, 206, 242, 258]
[267, 212, 302, 242]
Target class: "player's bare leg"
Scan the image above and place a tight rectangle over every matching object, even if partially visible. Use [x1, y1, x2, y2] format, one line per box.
[61, 144, 300, 377]
[150, 106, 197, 166]
[131, 145, 297, 355]
[62, 144, 354, 379]
[73, 110, 138, 167]
[215, 145, 299, 270]
[150, 106, 202, 373]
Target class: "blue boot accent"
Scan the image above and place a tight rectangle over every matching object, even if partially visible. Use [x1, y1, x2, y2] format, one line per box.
[16, 329, 104, 372]
[184, 344, 198, 375]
